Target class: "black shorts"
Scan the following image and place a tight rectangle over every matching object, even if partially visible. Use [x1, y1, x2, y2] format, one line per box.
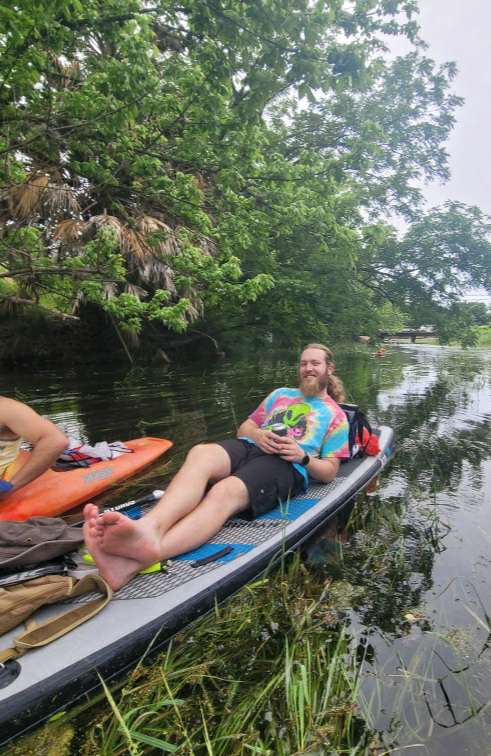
[216, 438, 305, 519]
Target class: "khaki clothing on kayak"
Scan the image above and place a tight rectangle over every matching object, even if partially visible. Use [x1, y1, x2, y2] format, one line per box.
[0, 436, 22, 478]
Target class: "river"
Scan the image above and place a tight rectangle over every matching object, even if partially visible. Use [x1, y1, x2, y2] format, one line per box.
[2, 343, 490, 754]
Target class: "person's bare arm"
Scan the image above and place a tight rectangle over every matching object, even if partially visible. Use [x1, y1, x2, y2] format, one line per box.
[0, 398, 67, 494]
[275, 436, 340, 483]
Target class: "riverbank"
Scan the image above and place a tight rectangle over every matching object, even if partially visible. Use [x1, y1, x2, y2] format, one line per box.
[0, 312, 223, 368]
[476, 324, 491, 346]
[0, 309, 380, 369]
[387, 324, 491, 348]
[3, 310, 490, 371]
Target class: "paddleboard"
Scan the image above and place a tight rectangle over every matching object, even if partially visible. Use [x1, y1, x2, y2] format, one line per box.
[0, 437, 173, 521]
[0, 426, 394, 745]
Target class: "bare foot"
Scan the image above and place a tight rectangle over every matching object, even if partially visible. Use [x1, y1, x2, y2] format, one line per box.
[86, 504, 162, 566]
[83, 504, 146, 591]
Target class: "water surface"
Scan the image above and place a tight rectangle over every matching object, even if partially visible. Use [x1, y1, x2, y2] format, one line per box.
[2, 344, 490, 753]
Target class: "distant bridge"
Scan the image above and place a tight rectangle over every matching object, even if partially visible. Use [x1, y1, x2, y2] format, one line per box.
[379, 327, 436, 343]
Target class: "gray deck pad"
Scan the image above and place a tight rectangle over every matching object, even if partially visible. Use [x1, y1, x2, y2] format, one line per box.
[77, 479, 342, 602]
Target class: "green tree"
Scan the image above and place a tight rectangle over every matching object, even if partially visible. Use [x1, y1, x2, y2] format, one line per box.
[202, 6, 468, 346]
[353, 203, 491, 344]
[461, 302, 490, 326]
[1, 0, 489, 356]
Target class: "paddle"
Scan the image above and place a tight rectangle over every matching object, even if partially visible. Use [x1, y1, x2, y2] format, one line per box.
[104, 489, 164, 518]
[65, 489, 164, 527]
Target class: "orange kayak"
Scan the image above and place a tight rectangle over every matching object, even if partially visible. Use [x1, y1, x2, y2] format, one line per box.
[0, 437, 172, 521]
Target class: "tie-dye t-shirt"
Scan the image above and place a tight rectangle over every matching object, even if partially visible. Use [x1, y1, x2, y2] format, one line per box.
[245, 387, 350, 487]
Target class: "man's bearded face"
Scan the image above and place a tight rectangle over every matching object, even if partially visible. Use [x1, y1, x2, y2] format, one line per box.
[298, 349, 331, 397]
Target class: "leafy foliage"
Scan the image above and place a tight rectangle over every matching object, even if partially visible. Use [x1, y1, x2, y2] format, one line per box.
[0, 0, 490, 352]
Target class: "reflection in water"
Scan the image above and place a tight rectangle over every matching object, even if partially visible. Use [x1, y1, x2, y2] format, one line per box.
[305, 346, 491, 755]
[1, 345, 491, 754]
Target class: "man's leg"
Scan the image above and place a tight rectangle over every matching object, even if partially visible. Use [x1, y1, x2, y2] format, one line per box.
[83, 443, 232, 588]
[148, 442, 234, 530]
[156, 449, 302, 559]
[158, 475, 249, 559]
[83, 476, 248, 590]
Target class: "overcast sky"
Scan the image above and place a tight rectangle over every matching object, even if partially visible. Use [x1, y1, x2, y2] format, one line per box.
[393, 0, 491, 303]
[417, 0, 491, 217]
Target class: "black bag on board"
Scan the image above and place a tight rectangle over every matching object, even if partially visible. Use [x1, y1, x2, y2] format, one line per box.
[339, 403, 373, 461]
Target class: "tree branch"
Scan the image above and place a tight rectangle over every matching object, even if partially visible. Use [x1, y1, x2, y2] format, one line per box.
[0, 294, 79, 320]
[0, 266, 114, 279]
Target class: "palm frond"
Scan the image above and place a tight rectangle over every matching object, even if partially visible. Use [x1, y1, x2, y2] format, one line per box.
[137, 259, 177, 295]
[55, 59, 81, 89]
[185, 299, 203, 322]
[135, 215, 171, 235]
[8, 174, 49, 219]
[160, 264, 177, 295]
[53, 219, 85, 244]
[8, 173, 81, 221]
[83, 214, 124, 239]
[43, 183, 80, 217]
[157, 234, 180, 257]
[135, 216, 181, 258]
[196, 234, 216, 257]
[125, 283, 147, 299]
[121, 227, 150, 261]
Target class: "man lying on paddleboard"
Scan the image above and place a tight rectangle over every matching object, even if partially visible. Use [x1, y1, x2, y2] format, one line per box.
[83, 344, 350, 590]
[0, 397, 67, 498]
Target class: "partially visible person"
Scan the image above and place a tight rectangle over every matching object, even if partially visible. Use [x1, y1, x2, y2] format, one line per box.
[83, 343, 350, 591]
[0, 397, 68, 497]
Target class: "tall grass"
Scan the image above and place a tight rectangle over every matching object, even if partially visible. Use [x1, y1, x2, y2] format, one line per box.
[79, 556, 370, 755]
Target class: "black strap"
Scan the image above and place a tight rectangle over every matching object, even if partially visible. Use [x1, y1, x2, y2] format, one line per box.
[52, 458, 94, 471]
[340, 403, 372, 458]
[191, 546, 233, 568]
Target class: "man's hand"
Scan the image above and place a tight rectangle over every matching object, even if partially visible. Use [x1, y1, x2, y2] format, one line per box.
[237, 419, 305, 458]
[277, 438, 340, 482]
[254, 429, 286, 455]
[276, 436, 305, 463]
[237, 419, 285, 455]
[0, 480, 14, 499]
[237, 417, 340, 483]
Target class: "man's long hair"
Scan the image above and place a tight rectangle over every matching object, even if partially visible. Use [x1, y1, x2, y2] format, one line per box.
[303, 343, 346, 403]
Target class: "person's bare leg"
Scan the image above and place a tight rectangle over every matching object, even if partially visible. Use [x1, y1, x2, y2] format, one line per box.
[85, 443, 232, 562]
[83, 476, 249, 590]
[158, 476, 249, 558]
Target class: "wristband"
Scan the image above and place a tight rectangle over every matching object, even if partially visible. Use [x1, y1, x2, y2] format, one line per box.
[0, 479, 14, 493]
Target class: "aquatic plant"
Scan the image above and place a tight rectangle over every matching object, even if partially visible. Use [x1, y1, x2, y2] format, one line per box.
[77, 555, 370, 755]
